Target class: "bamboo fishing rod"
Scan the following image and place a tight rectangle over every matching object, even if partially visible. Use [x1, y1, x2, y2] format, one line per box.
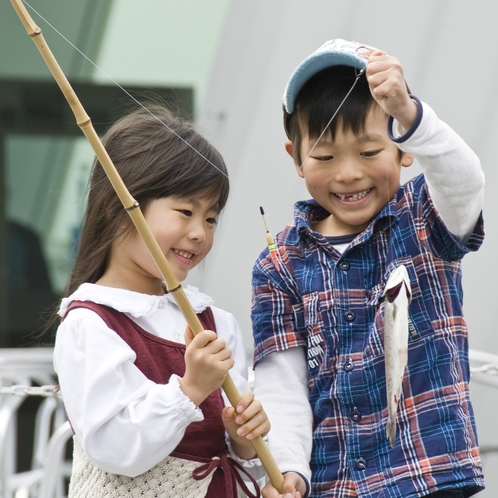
[10, 0, 284, 491]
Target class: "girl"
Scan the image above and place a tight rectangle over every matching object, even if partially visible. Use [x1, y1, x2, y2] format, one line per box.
[54, 105, 269, 497]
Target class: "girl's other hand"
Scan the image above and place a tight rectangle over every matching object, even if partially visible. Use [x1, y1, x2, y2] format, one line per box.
[262, 472, 306, 498]
[222, 390, 271, 460]
[180, 326, 234, 406]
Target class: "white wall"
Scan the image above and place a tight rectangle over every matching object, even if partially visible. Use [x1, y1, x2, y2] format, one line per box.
[192, 1, 498, 495]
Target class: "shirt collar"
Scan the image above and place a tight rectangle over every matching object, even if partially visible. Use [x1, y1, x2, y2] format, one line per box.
[294, 199, 329, 235]
[294, 194, 398, 242]
[58, 282, 214, 318]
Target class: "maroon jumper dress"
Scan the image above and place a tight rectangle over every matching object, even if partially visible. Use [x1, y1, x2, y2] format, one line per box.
[63, 300, 260, 498]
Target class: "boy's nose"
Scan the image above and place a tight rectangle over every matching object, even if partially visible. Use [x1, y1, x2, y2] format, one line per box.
[334, 161, 364, 183]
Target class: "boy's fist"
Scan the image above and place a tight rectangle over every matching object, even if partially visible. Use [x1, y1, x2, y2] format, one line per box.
[366, 50, 418, 131]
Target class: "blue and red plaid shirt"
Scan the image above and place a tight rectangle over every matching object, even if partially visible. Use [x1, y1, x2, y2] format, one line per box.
[252, 174, 484, 497]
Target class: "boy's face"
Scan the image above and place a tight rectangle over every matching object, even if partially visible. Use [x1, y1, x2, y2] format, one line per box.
[287, 107, 413, 236]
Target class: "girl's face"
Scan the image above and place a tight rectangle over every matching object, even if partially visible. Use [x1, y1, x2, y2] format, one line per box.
[103, 195, 219, 295]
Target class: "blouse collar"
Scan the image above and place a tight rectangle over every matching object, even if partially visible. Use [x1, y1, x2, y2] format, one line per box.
[58, 283, 214, 318]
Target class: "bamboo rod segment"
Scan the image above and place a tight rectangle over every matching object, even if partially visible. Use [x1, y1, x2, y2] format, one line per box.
[10, 0, 284, 492]
[126, 208, 205, 325]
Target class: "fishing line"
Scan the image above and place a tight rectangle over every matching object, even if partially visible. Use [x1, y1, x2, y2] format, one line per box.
[263, 68, 365, 217]
[24, 0, 277, 219]
[22, 0, 366, 223]
[297, 68, 365, 176]
[22, 0, 228, 180]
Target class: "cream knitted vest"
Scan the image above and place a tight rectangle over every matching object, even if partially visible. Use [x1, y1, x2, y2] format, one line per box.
[69, 437, 215, 498]
[69, 438, 249, 497]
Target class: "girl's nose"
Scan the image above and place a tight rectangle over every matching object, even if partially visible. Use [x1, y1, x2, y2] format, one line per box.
[188, 222, 206, 241]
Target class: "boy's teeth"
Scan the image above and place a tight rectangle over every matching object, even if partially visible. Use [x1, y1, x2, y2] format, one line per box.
[336, 189, 370, 201]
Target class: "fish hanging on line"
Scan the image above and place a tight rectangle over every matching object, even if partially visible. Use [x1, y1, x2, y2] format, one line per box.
[383, 264, 412, 448]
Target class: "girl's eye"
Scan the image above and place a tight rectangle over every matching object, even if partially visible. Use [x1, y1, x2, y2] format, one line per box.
[178, 209, 192, 217]
[312, 155, 333, 162]
[206, 217, 218, 225]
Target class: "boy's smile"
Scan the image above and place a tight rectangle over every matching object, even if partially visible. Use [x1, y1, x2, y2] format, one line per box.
[335, 188, 371, 202]
[287, 107, 413, 236]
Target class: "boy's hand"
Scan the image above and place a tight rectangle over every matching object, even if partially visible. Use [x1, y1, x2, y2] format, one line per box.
[180, 326, 234, 406]
[366, 50, 418, 131]
[223, 390, 271, 460]
[262, 472, 306, 498]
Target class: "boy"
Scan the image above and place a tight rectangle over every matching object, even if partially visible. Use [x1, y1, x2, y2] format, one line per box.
[251, 39, 485, 498]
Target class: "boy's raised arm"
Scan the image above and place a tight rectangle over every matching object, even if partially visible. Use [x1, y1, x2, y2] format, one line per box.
[367, 50, 484, 243]
[391, 99, 484, 244]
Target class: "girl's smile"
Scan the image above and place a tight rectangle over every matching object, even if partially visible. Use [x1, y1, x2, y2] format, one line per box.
[172, 248, 196, 261]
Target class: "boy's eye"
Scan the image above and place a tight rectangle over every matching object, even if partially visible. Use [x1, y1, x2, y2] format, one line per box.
[178, 209, 192, 217]
[206, 217, 218, 225]
[361, 150, 381, 157]
[313, 155, 334, 162]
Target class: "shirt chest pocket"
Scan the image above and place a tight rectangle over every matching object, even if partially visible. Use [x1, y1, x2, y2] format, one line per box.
[294, 291, 336, 374]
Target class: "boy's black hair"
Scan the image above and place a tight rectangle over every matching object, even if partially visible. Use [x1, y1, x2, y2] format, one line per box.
[284, 65, 378, 164]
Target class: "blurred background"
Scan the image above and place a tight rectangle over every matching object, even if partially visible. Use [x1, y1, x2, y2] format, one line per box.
[1, 0, 497, 495]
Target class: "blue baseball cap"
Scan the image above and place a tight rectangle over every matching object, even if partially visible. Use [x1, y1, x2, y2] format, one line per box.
[283, 39, 377, 114]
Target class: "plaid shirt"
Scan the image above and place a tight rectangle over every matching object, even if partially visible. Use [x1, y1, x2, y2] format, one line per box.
[252, 174, 484, 497]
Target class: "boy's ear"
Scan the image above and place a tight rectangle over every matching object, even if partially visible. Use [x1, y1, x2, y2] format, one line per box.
[284, 139, 294, 158]
[401, 152, 414, 168]
[285, 140, 304, 177]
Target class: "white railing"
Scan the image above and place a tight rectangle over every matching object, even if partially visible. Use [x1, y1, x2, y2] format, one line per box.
[1, 347, 497, 498]
[0, 348, 71, 498]
[469, 349, 498, 388]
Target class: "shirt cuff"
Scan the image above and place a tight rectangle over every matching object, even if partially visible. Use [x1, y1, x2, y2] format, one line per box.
[387, 94, 423, 143]
[225, 433, 267, 483]
[169, 374, 204, 421]
[225, 432, 265, 468]
[283, 471, 311, 498]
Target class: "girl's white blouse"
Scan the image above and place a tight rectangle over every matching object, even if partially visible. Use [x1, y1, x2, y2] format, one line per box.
[54, 283, 262, 479]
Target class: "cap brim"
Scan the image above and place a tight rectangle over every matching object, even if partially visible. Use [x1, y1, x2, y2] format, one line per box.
[283, 39, 374, 114]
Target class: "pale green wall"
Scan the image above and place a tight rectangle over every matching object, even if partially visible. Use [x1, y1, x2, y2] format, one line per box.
[94, 0, 231, 116]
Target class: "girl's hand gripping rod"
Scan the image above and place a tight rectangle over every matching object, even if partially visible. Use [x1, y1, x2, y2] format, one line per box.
[9, 0, 284, 492]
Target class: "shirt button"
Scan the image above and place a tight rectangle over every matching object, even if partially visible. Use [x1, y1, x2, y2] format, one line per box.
[344, 360, 354, 372]
[350, 407, 362, 423]
[356, 457, 367, 470]
[344, 310, 356, 322]
[339, 260, 350, 271]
